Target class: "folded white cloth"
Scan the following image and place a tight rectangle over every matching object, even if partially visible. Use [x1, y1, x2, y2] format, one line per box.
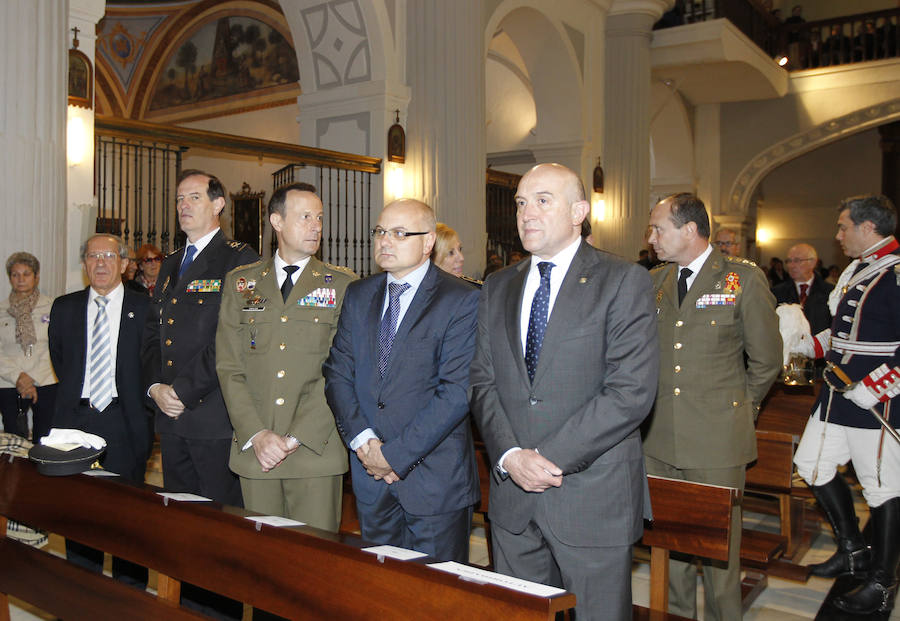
[776, 303, 813, 365]
[40, 428, 107, 450]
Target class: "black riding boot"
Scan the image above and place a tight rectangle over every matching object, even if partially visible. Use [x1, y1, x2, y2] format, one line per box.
[809, 475, 872, 578]
[834, 497, 900, 615]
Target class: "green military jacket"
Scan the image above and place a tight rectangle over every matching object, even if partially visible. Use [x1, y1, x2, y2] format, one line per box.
[216, 256, 356, 480]
[643, 248, 782, 469]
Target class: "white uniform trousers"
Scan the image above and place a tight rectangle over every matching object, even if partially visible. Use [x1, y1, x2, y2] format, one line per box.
[794, 406, 900, 507]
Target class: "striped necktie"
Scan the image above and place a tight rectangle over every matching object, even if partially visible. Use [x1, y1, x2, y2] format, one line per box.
[89, 296, 113, 412]
[377, 282, 410, 377]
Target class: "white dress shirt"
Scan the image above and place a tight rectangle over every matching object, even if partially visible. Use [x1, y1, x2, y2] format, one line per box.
[349, 259, 431, 451]
[82, 283, 124, 399]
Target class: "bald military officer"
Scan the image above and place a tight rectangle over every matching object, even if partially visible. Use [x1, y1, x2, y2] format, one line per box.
[217, 182, 355, 532]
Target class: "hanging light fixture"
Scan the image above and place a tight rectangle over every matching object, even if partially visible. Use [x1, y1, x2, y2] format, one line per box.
[591, 157, 605, 221]
[387, 110, 405, 164]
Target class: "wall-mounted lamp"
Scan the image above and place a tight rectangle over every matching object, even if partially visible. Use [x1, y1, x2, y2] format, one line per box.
[775, 54, 789, 67]
[756, 227, 772, 245]
[591, 157, 605, 221]
[387, 110, 405, 164]
[67, 111, 90, 166]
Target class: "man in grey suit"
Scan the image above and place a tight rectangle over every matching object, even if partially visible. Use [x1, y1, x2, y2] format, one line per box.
[470, 163, 659, 621]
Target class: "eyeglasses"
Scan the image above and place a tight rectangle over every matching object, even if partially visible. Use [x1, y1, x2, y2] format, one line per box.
[784, 258, 815, 264]
[714, 241, 737, 248]
[85, 251, 120, 261]
[142, 256, 162, 263]
[370, 227, 429, 240]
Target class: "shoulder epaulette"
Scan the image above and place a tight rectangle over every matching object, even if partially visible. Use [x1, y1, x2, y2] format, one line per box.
[324, 263, 356, 277]
[226, 240, 249, 251]
[724, 255, 758, 268]
[460, 275, 484, 286]
[166, 248, 180, 258]
[231, 259, 264, 273]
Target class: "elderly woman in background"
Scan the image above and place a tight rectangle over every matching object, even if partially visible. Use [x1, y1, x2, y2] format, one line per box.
[0, 252, 57, 440]
[127, 244, 163, 297]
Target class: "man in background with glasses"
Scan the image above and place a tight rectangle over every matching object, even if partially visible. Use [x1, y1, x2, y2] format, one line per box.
[713, 227, 740, 257]
[773, 242, 833, 335]
[324, 199, 480, 562]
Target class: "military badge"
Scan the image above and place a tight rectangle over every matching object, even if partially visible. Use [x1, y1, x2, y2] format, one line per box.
[41, 314, 50, 323]
[325, 273, 333, 283]
[724, 272, 741, 293]
[247, 279, 256, 291]
[696, 293, 736, 308]
[298, 288, 337, 308]
[236, 278, 247, 292]
[186, 279, 222, 293]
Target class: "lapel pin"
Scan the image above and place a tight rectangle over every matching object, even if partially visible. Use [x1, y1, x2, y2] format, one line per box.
[579, 277, 587, 284]
[127, 312, 134, 319]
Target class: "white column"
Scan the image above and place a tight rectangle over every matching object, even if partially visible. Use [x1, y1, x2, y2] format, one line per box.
[66, 0, 106, 292]
[405, 0, 486, 278]
[601, 0, 670, 259]
[0, 1, 68, 296]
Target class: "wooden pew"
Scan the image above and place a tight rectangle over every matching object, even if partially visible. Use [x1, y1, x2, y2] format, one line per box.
[636, 475, 739, 619]
[0, 455, 575, 621]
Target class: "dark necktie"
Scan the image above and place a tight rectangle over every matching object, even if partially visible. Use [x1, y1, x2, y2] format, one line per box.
[525, 261, 554, 383]
[281, 265, 300, 302]
[677, 267, 693, 306]
[377, 282, 410, 377]
[178, 245, 196, 280]
[798, 283, 809, 305]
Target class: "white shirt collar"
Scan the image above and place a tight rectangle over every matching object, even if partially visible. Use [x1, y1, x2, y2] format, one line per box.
[186, 227, 220, 257]
[386, 258, 430, 289]
[680, 243, 713, 275]
[528, 235, 582, 276]
[274, 251, 312, 286]
[88, 282, 124, 304]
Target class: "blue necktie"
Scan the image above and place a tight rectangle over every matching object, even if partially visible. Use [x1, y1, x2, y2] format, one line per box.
[378, 282, 410, 377]
[178, 245, 196, 280]
[525, 262, 554, 383]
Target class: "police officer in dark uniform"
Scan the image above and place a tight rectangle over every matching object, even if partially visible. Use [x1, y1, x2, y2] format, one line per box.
[793, 194, 900, 616]
[142, 169, 258, 620]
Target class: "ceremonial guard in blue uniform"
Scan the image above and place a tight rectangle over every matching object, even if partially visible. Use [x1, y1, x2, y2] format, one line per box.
[792, 194, 900, 615]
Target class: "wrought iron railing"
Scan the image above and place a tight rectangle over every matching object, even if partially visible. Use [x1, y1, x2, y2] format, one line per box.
[93, 116, 381, 274]
[485, 169, 523, 262]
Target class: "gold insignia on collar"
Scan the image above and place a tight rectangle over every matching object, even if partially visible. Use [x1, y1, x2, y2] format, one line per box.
[656, 289, 663, 304]
[161, 276, 170, 294]
[311, 270, 321, 278]
[261, 269, 269, 278]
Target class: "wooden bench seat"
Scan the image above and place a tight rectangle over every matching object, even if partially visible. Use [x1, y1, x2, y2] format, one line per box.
[0, 455, 575, 620]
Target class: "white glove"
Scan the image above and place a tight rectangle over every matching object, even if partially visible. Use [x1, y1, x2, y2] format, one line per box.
[844, 382, 880, 410]
[40, 428, 107, 450]
[793, 332, 816, 359]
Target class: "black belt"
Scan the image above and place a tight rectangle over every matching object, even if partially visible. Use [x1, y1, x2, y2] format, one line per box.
[79, 397, 120, 411]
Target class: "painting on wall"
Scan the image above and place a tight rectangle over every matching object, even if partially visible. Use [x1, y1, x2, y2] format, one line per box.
[148, 16, 299, 116]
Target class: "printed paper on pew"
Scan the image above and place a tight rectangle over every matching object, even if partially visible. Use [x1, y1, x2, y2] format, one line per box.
[82, 469, 119, 477]
[428, 561, 567, 597]
[362, 545, 428, 560]
[157, 492, 211, 502]
[246, 515, 305, 527]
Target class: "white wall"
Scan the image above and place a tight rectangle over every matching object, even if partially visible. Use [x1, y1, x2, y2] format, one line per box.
[756, 127, 881, 268]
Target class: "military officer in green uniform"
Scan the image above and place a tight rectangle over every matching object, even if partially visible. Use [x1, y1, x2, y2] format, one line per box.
[643, 192, 782, 621]
[216, 182, 356, 532]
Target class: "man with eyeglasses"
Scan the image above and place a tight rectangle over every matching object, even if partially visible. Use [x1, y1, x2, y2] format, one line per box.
[713, 227, 740, 257]
[324, 199, 480, 562]
[49, 233, 153, 589]
[773, 243, 833, 335]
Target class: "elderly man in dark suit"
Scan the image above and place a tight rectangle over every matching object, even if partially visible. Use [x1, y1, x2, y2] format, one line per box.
[49, 233, 152, 588]
[324, 199, 480, 562]
[773, 242, 834, 335]
[469, 163, 658, 621]
[142, 169, 257, 620]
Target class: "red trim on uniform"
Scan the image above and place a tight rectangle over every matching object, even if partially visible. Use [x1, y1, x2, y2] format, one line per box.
[863, 364, 900, 403]
[862, 237, 899, 261]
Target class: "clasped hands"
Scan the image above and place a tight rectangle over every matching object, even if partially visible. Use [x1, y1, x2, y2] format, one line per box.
[252, 430, 299, 472]
[149, 383, 185, 418]
[357, 438, 399, 484]
[505, 449, 563, 493]
[15, 372, 38, 402]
